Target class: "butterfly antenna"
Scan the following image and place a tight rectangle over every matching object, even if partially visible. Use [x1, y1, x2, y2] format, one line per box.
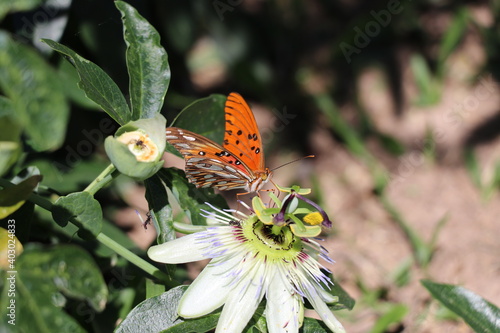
[270, 155, 315, 172]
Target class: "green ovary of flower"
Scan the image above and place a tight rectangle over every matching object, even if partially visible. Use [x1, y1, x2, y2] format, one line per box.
[242, 219, 303, 262]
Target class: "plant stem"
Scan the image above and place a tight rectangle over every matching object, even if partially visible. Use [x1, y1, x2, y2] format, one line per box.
[1, 177, 175, 286]
[97, 233, 176, 287]
[84, 163, 119, 195]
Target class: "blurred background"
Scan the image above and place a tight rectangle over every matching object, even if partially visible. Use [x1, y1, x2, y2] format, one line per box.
[1, 0, 500, 332]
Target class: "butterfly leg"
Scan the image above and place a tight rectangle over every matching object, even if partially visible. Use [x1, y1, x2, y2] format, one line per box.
[235, 191, 251, 212]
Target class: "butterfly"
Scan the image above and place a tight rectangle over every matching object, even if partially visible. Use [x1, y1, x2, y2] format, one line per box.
[166, 92, 272, 193]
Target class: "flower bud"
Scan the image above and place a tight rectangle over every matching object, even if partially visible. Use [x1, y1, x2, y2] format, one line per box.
[105, 114, 166, 180]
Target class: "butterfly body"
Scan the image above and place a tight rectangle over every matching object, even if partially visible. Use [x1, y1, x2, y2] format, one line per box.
[166, 93, 272, 193]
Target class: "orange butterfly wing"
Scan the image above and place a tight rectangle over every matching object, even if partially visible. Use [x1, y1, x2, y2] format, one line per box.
[166, 93, 271, 192]
[223, 92, 265, 172]
[165, 127, 254, 190]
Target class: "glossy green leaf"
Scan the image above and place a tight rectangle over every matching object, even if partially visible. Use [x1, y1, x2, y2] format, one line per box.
[42, 39, 131, 125]
[0, 244, 107, 333]
[422, 280, 500, 333]
[170, 94, 226, 142]
[116, 1, 170, 120]
[115, 286, 189, 333]
[0, 32, 69, 151]
[57, 59, 100, 110]
[52, 191, 103, 238]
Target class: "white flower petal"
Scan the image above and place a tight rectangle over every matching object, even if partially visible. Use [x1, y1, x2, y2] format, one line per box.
[266, 270, 303, 333]
[215, 261, 267, 333]
[302, 281, 346, 333]
[147, 233, 207, 263]
[317, 286, 338, 303]
[178, 254, 241, 317]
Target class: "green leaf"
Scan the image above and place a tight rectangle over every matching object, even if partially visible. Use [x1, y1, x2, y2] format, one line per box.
[171, 94, 226, 141]
[369, 304, 408, 333]
[307, 83, 367, 156]
[162, 312, 220, 333]
[0, 244, 107, 333]
[0, 97, 22, 170]
[0, 96, 14, 123]
[30, 158, 111, 194]
[166, 94, 226, 157]
[116, 286, 190, 333]
[302, 317, 330, 332]
[0, 142, 20, 178]
[391, 258, 413, 287]
[380, 194, 433, 267]
[0, 32, 69, 151]
[465, 147, 482, 189]
[421, 279, 500, 333]
[0, 0, 43, 21]
[115, 1, 170, 120]
[146, 278, 166, 299]
[42, 39, 131, 125]
[0, 175, 42, 218]
[157, 168, 228, 226]
[52, 191, 103, 238]
[437, 9, 469, 77]
[327, 274, 356, 311]
[57, 58, 100, 110]
[377, 132, 405, 156]
[410, 54, 441, 106]
[144, 174, 176, 245]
